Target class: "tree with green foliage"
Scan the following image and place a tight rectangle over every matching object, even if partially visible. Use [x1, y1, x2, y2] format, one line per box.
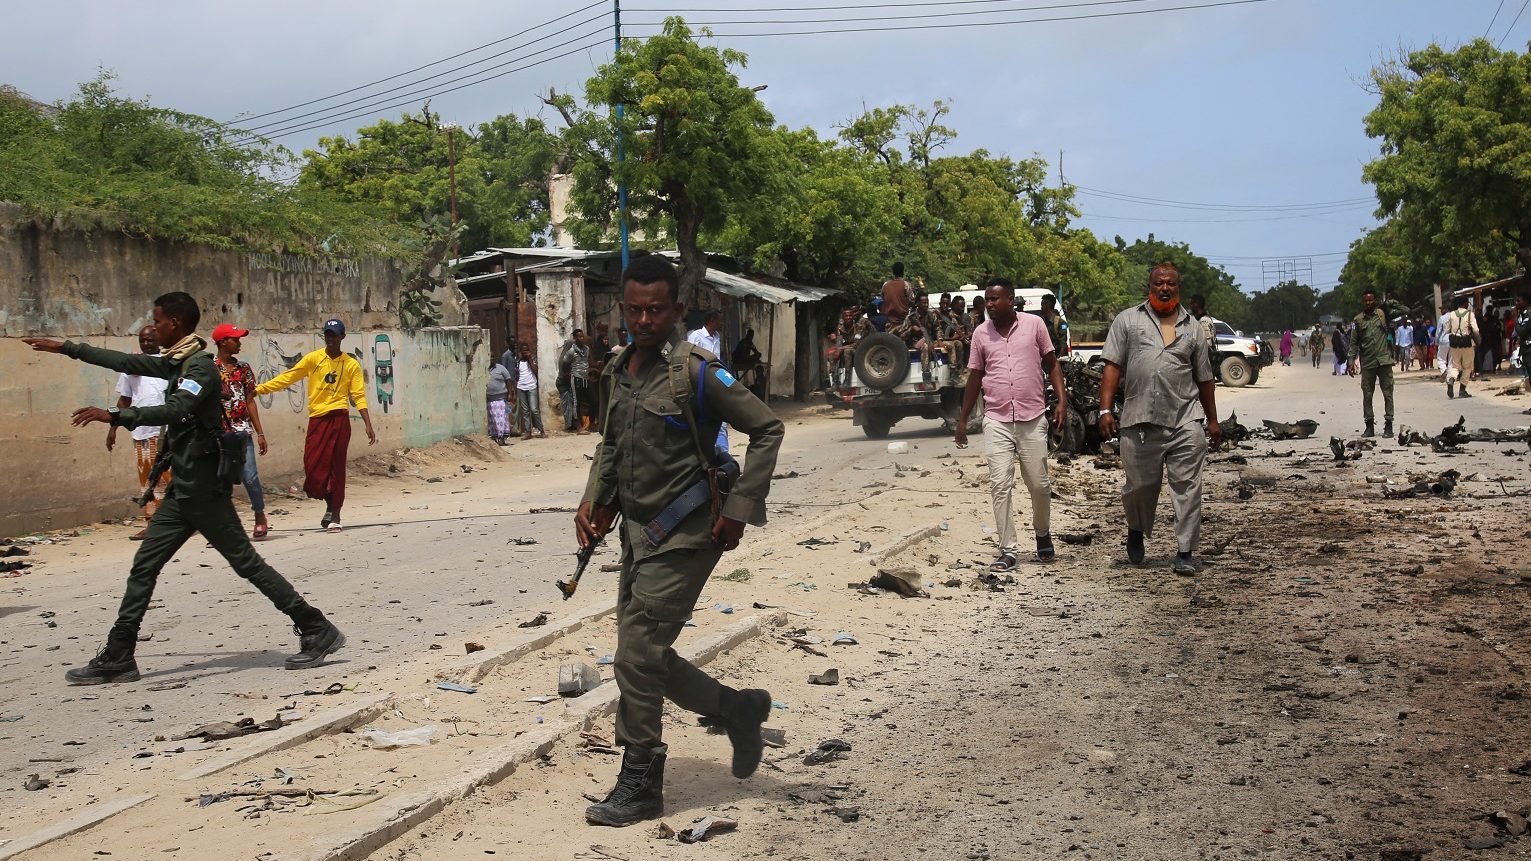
[1248, 279, 1318, 332]
[1362, 39, 1531, 283]
[1113, 235, 1251, 330]
[555, 17, 785, 305]
[0, 74, 401, 257]
[299, 108, 559, 254]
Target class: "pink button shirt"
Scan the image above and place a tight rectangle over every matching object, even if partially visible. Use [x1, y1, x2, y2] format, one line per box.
[968, 313, 1054, 423]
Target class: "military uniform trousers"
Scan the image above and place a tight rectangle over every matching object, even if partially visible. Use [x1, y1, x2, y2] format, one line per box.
[613, 542, 726, 753]
[1120, 422, 1208, 554]
[111, 493, 309, 642]
[1359, 363, 1394, 423]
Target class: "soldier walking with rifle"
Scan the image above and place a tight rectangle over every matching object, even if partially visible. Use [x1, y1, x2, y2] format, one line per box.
[572, 256, 785, 827]
[23, 291, 344, 684]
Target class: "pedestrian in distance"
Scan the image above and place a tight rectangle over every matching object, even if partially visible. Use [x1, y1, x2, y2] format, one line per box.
[108, 324, 172, 540]
[688, 309, 730, 452]
[1513, 292, 1531, 386]
[23, 292, 344, 684]
[1097, 263, 1221, 576]
[486, 357, 514, 445]
[1331, 325, 1350, 376]
[1441, 295, 1481, 399]
[256, 318, 376, 532]
[1394, 316, 1414, 372]
[1310, 324, 1324, 368]
[574, 254, 785, 827]
[1279, 329, 1294, 366]
[561, 329, 592, 434]
[1349, 290, 1395, 437]
[515, 343, 548, 439]
[955, 277, 1068, 571]
[211, 324, 270, 540]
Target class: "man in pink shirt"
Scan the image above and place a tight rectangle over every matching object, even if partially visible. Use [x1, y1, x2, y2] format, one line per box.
[955, 277, 1068, 571]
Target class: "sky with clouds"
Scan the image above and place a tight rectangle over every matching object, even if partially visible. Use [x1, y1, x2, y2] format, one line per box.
[2, 1, 1518, 293]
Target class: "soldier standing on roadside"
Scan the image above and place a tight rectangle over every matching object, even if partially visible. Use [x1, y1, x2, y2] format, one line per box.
[575, 255, 786, 827]
[1349, 290, 1395, 437]
[23, 292, 344, 684]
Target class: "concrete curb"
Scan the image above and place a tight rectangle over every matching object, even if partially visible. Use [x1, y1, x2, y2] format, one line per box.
[868, 521, 945, 566]
[177, 693, 395, 781]
[438, 602, 618, 686]
[281, 611, 785, 861]
[0, 793, 156, 861]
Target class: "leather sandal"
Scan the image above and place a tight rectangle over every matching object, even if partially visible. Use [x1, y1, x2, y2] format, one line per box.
[989, 553, 1018, 573]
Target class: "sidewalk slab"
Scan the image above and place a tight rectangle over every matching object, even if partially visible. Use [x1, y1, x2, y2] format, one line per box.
[178, 692, 394, 781]
[438, 601, 617, 686]
[0, 794, 155, 861]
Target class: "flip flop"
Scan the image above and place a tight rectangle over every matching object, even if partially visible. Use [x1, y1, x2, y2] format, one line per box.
[253, 524, 269, 541]
[326, 522, 343, 533]
[989, 553, 1018, 573]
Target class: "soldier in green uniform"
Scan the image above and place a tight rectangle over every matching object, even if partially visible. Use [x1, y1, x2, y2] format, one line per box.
[574, 256, 785, 827]
[23, 292, 343, 685]
[1348, 289, 1395, 437]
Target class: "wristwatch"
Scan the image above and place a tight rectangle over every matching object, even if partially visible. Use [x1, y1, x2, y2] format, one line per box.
[107, 407, 120, 423]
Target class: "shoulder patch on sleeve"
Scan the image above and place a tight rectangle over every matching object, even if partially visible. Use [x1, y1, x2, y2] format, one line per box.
[179, 378, 203, 396]
[714, 367, 737, 387]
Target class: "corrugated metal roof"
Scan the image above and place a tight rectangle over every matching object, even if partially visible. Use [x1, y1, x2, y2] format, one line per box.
[1453, 271, 1526, 297]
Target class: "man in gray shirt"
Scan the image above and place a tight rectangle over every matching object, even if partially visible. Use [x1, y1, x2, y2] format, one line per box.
[1098, 263, 1221, 575]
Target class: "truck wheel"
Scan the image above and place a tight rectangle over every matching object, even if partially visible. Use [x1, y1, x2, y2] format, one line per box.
[854, 333, 911, 392]
[862, 412, 893, 439]
[1219, 356, 1252, 387]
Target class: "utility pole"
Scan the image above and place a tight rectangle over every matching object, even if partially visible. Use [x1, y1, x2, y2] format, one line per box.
[614, 0, 630, 273]
[443, 121, 460, 260]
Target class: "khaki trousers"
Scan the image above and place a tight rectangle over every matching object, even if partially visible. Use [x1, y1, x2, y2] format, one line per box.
[1447, 345, 1474, 383]
[613, 543, 727, 753]
[984, 415, 1051, 555]
[1121, 422, 1207, 554]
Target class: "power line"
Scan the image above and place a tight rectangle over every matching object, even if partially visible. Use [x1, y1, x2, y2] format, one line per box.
[631, 0, 1190, 25]
[1073, 185, 1372, 212]
[1487, 0, 1508, 35]
[1079, 205, 1373, 224]
[1498, 0, 1531, 47]
[633, 0, 1113, 9]
[236, 16, 610, 137]
[230, 1, 606, 126]
[625, 0, 1282, 37]
[233, 35, 608, 144]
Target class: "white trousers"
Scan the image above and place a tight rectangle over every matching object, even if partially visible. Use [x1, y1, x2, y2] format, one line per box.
[984, 415, 1052, 555]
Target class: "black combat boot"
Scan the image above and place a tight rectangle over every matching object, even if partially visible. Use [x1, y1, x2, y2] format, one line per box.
[716, 687, 773, 778]
[1447, 382, 1456, 399]
[1459, 385, 1472, 398]
[585, 746, 666, 826]
[1126, 529, 1146, 565]
[1383, 420, 1394, 437]
[285, 607, 345, 670]
[1363, 422, 1376, 438]
[65, 632, 139, 685]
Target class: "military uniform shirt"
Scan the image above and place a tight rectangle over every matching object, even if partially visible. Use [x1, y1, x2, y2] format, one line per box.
[582, 328, 785, 561]
[1351, 308, 1392, 370]
[65, 340, 224, 499]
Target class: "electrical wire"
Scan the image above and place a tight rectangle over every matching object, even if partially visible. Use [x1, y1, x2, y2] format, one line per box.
[1073, 185, 1372, 212]
[233, 36, 608, 144]
[1498, 0, 1531, 47]
[230, 0, 605, 126]
[624, 0, 1282, 37]
[630, 0, 1193, 26]
[1079, 205, 1373, 224]
[1487, 0, 1508, 36]
[234, 18, 610, 138]
[633, 0, 1132, 9]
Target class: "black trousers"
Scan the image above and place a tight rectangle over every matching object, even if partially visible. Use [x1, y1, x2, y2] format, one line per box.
[111, 493, 311, 643]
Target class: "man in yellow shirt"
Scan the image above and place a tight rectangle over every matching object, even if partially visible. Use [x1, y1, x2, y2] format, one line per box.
[257, 319, 377, 531]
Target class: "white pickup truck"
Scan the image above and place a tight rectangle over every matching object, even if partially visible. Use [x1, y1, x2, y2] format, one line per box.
[1068, 317, 1272, 387]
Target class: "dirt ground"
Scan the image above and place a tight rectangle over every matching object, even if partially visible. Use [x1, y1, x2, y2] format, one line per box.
[6, 361, 1531, 860]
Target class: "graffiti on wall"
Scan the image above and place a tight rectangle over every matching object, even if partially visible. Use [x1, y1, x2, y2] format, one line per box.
[246, 252, 361, 278]
[373, 334, 395, 414]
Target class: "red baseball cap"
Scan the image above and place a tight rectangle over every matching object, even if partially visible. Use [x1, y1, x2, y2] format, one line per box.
[212, 323, 250, 342]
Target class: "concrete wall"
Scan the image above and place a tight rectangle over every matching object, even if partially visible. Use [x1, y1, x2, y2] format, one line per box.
[0, 214, 485, 536]
[533, 267, 584, 421]
[740, 301, 796, 399]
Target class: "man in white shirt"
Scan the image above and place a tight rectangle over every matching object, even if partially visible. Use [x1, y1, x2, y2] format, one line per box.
[106, 326, 170, 540]
[1394, 320, 1414, 371]
[687, 310, 730, 452]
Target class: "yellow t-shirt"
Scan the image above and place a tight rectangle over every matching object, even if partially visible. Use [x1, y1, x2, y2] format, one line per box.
[256, 349, 368, 417]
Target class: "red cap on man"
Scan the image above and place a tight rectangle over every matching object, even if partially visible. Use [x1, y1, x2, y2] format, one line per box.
[211, 323, 250, 342]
